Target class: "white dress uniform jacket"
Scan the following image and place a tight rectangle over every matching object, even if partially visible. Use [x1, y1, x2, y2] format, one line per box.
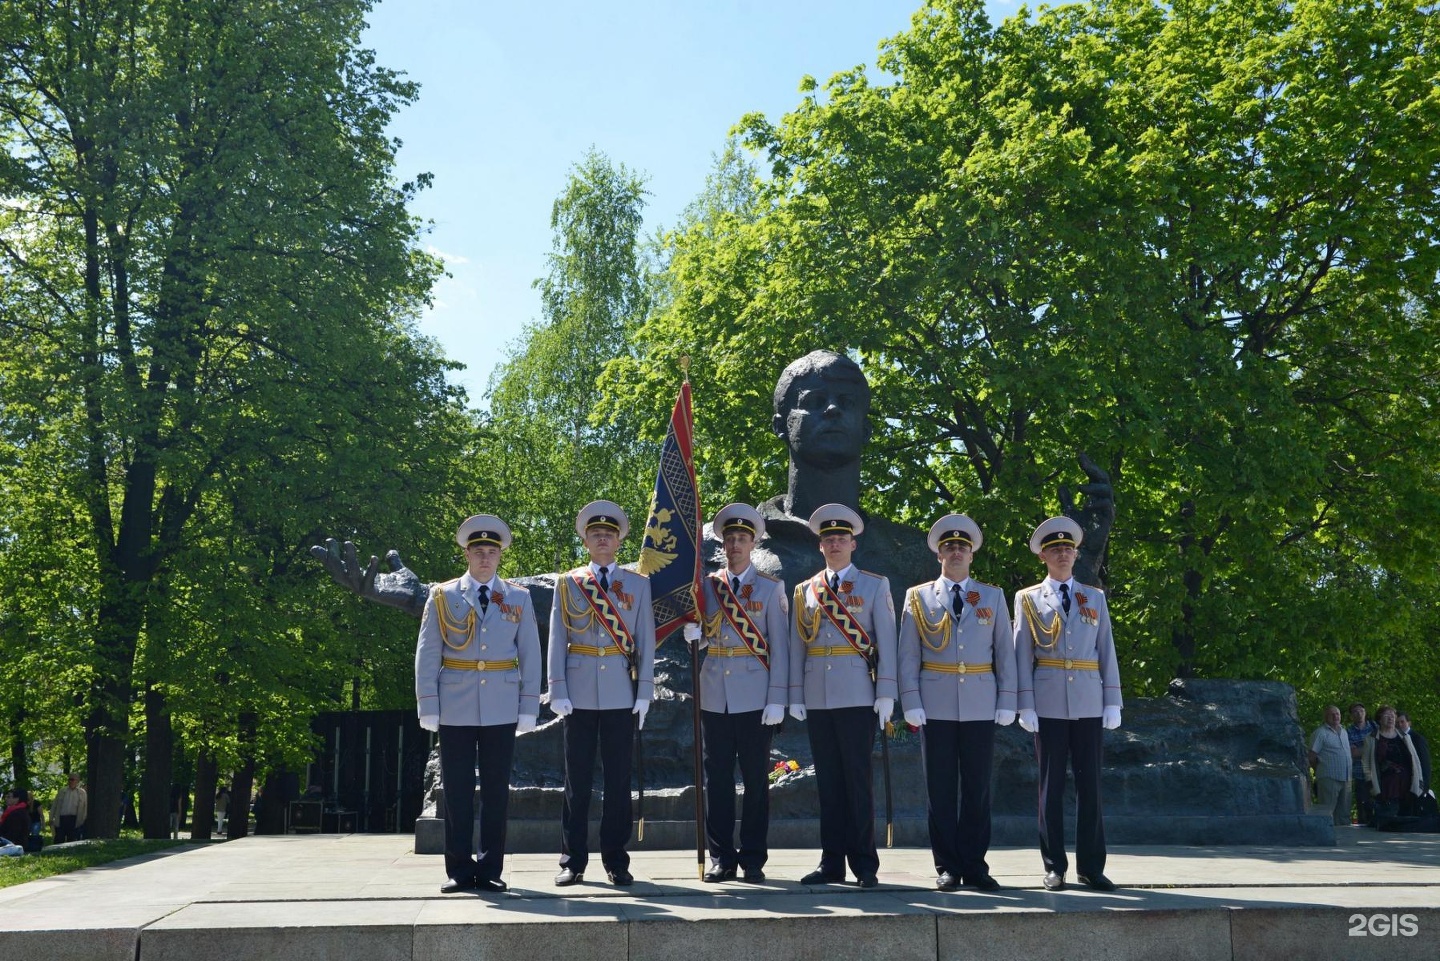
[416, 573, 542, 725]
[789, 567, 898, 710]
[899, 578, 1016, 721]
[1014, 579, 1121, 720]
[547, 566, 657, 710]
[699, 568, 790, 714]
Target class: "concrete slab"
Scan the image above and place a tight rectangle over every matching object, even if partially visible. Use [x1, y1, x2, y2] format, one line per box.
[0, 829, 1436, 961]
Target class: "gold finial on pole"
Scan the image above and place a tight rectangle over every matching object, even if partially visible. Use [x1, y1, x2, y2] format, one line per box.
[680, 354, 691, 383]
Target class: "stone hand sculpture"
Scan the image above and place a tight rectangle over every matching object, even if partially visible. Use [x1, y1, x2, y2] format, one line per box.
[310, 538, 428, 619]
[1059, 451, 1114, 588]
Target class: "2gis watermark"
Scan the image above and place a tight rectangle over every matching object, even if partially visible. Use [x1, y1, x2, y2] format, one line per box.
[1348, 913, 1419, 937]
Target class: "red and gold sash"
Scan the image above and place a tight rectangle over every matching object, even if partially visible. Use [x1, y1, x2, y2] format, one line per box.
[814, 575, 873, 661]
[571, 572, 637, 664]
[713, 574, 769, 668]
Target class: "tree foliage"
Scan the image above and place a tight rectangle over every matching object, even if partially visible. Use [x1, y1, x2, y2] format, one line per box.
[482, 149, 659, 577]
[606, 0, 1440, 726]
[0, 0, 466, 833]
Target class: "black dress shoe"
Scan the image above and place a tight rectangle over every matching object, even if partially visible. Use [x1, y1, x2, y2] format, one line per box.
[800, 869, 840, 885]
[857, 874, 879, 889]
[966, 874, 1001, 892]
[554, 867, 584, 886]
[936, 871, 960, 892]
[703, 864, 737, 883]
[1078, 873, 1116, 891]
[440, 877, 474, 894]
[473, 878, 509, 893]
[607, 868, 634, 886]
[1042, 871, 1066, 891]
[741, 867, 766, 883]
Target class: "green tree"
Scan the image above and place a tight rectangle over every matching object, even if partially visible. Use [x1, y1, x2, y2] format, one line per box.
[0, 0, 458, 835]
[482, 149, 658, 576]
[608, 0, 1440, 723]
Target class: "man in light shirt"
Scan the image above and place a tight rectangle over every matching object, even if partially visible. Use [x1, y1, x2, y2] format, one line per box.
[1308, 705, 1353, 826]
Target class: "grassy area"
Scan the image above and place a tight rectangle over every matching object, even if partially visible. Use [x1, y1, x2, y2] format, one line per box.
[0, 837, 194, 889]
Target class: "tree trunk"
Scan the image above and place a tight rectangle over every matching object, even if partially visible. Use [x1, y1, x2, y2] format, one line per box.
[191, 751, 216, 841]
[141, 683, 173, 839]
[84, 719, 127, 839]
[228, 712, 258, 840]
[8, 704, 28, 792]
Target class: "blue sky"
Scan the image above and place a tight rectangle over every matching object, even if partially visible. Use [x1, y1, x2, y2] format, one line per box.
[360, 1, 1018, 405]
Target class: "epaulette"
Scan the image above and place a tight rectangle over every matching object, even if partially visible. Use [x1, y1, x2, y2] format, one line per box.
[432, 577, 463, 596]
[1016, 583, 1043, 597]
[972, 580, 999, 592]
[857, 568, 886, 580]
[499, 578, 530, 594]
[752, 571, 780, 584]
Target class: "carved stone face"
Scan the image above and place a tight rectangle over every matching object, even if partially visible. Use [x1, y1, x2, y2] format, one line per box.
[773, 365, 872, 469]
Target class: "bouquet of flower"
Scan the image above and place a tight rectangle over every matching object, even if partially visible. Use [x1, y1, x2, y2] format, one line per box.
[768, 759, 801, 783]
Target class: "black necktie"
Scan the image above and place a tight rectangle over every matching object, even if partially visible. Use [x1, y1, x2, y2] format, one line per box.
[951, 583, 963, 616]
[1059, 583, 1071, 614]
[599, 567, 610, 593]
[731, 576, 741, 595]
[478, 584, 490, 614]
[829, 573, 839, 593]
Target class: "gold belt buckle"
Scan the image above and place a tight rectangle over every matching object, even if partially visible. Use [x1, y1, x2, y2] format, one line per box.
[956, 662, 967, 675]
[1064, 658, 1074, 669]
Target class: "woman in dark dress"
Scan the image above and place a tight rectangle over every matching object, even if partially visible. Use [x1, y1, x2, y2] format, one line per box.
[1363, 706, 1423, 819]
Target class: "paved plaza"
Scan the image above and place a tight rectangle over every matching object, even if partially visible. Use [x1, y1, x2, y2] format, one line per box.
[2, 829, 1437, 961]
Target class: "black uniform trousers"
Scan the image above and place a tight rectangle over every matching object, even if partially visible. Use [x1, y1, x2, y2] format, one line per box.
[437, 722, 517, 883]
[560, 707, 634, 873]
[807, 705, 879, 879]
[921, 718, 995, 880]
[701, 708, 773, 870]
[1035, 715, 1106, 877]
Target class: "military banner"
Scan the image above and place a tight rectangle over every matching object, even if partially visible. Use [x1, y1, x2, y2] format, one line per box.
[638, 380, 702, 643]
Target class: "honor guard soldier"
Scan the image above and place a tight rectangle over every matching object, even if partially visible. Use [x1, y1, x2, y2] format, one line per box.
[788, 503, 897, 888]
[1014, 516, 1122, 892]
[415, 514, 541, 894]
[898, 515, 1016, 892]
[683, 504, 789, 883]
[548, 501, 657, 887]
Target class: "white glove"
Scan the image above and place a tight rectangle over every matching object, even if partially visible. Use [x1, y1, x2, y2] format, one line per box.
[761, 704, 785, 726]
[1018, 709, 1039, 733]
[683, 623, 701, 642]
[789, 703, 808, 722]
[904, 708, 927, 728]
[994, 709, 1016, 727]
[1102, 706, 1122, 730]
[418, 714, 439, 732]
[873, 696, 894, 728]
[633, 698, 650, 730]
[551, 698, 573, 717]
[516, 714, 537, 734]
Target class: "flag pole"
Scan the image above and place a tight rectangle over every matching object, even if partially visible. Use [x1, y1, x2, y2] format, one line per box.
[682, 356, 708, 881]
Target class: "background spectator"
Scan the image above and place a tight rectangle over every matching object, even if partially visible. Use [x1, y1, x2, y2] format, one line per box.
[1363, 705, 1423, 820]
[1308, 705, 1352, 826]
[1396, 713, 1431, 799]
[1348, 702, 1377, 824]
[52, 773, 87, 843]
[1, 788, 33, 847]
